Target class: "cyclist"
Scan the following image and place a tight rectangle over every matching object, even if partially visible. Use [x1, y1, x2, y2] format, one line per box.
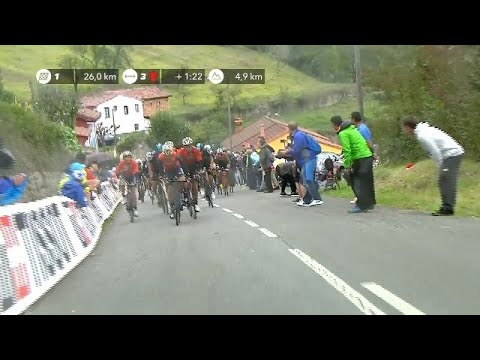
[116, 151, 140, 217]
[201, 145, 216, 197]
[214, 148, 230, 191]
[177, 137, 203, 212]
[158, 143, 185, 219]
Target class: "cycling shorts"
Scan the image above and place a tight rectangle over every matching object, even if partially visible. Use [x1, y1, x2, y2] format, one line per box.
[164, 167, 184, 180]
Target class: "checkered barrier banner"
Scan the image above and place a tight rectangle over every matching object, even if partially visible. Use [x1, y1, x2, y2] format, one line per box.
[0, 182, 121, 315]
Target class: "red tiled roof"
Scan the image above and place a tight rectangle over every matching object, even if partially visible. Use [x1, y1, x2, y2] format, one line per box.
[221, 115, 341, 152]
[75, 126, 92, 138]
[77, 108, 101, 121]
[80, 87, 171, 108]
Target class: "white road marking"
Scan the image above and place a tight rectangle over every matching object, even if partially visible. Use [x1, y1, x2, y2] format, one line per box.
[222, 208, 233, 213]
[258, 228, 277, 238]
[244, 220, 259, 228]
[232, 213, 244, 219]
[213, 204, 220, 208]
[361, 282, 425, 315]
[289, 249, 385, 315]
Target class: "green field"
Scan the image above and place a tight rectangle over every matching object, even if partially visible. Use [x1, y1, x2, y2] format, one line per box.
[325, 159, 480, 217]
[0, 45, 341, 110]
[283, 93, 385, 137]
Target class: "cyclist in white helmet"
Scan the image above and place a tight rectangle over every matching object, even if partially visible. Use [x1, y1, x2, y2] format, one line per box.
[116, 151, 140, 217]
[158, 142, 185, 219]
[177, 137, 203, 212]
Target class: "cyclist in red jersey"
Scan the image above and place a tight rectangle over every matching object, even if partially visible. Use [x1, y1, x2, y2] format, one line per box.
[177, 137, 203, 212]
[116, 151, 140, 217]
[158, 142, 185, 219]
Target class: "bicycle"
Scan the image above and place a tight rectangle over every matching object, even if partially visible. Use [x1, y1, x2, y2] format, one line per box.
[218, 167, 230, 197]
[125, 181, 137, 223]
[167, 178, 184, 226]
[156, 177, 169, 214]
[200, 171, 214, 208]
[184, 174, 197, 220]
[138, 174, 148, 203]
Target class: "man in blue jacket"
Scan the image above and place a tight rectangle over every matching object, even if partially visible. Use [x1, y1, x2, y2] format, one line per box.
[281, 122, 323, 206]
[60, 162, 88, 208]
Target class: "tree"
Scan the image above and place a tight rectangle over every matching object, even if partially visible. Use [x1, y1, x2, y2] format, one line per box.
[58, 45, 134, 93]
[149, 111, 191, 146]
[32, 86, 78, 128]
[177, 59, 191, 105]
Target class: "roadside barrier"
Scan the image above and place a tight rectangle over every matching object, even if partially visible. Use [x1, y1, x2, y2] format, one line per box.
[0, 181, 121, 315]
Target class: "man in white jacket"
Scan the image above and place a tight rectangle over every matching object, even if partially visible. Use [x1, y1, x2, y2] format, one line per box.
[403, 117, 464, 216]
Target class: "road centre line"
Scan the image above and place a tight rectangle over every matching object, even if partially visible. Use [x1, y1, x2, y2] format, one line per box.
[361, 282, 425, 315]
[289, 249, 386, 315]
[259, 228, 277, 238]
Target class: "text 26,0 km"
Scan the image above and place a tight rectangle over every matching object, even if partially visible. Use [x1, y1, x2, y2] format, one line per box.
[77, 69, 119, 84]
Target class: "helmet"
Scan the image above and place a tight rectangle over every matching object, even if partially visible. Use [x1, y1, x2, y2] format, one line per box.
[162, 143, 174, 155]
[136, 158, 142, 164]
[196, 143, 203, 150]
[182, 137, 193, 146]
[217, 148, 223, 153]
[146, 152, 154, 161]
[204, 144, 211, 153]
[123, 151, 132, 159]
[164, 141, 174, 148]
[155, 143, 162, 152]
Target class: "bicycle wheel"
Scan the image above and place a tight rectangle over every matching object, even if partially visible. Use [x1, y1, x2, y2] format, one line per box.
[158, 183, 167, 214]
[127, 188, 135, 223]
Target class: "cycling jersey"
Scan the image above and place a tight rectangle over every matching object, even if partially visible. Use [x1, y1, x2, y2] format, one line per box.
[215, 153, 229, 169]
[202, 151, 213, 169]
[177, 147, 202, 174]
[158, 153, 183, 179]
[116, 159, 139, 182]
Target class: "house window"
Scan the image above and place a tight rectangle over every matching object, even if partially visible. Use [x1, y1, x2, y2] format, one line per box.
[104, 107, 110, 118]
[134, 124, 139, 131]
[124, 105, 129, 115]
[113, 105, 117, 111]
[135, 104, 139, 112]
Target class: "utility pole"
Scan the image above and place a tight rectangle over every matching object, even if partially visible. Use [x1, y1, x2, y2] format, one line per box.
[111, 108, 120, 158]
[354, 45, 364, 119]
[226, 84, 232, 150]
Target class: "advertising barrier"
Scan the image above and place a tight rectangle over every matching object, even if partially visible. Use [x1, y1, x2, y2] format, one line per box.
[0, 182, 121, 315]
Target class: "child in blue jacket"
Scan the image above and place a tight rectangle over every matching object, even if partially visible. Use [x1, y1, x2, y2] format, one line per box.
[60, 163, 88, 208]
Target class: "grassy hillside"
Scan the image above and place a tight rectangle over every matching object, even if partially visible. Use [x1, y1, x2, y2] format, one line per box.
[0, 45, 342, 111]
[326, 160, 480, 217]
[283, 93, 385, 137]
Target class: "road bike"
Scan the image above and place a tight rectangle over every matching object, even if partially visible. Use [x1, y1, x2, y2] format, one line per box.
[200, 171, 214, 208]
[125, 181, 137, 223]
[167, 178, 185, 226]
[156, 177, 169, 215]
[184, 174, 197, 220]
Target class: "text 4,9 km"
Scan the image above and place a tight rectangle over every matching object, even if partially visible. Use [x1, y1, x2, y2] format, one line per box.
[230, 69, 265, 84]
[77, 69, 119, 84]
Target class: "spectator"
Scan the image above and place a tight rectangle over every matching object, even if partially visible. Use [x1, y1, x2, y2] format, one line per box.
[258, 136, 274, 193]
[246, 148, 262, 190]
[350, 111, 377, 205]
[0, 173, 28, 206]
[60, 163, 87, 208]
[0, 138, 15, 170]
[281, 122, 323, 207]
[276, 161, 297, 196]
[402, 116, 464, 216]
[86, 161, 101, 193]
[330, 115, 375, 213]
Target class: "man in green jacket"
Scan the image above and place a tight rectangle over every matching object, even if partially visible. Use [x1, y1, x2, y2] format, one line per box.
[330, 116, 376, 213]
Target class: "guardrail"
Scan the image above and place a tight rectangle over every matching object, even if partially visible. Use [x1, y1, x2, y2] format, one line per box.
[0, 181, 121, 315]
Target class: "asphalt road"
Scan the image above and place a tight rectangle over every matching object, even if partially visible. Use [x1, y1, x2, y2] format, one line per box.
[26, 186, 480, 315]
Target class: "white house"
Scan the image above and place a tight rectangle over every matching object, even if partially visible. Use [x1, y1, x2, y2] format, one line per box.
[76, 87, 172, 148]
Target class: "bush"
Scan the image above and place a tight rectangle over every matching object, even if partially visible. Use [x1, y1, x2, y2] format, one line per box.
[117, 132, 147, 154]
[0, 101, 64, 152]
[148, 111, 191, 147]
